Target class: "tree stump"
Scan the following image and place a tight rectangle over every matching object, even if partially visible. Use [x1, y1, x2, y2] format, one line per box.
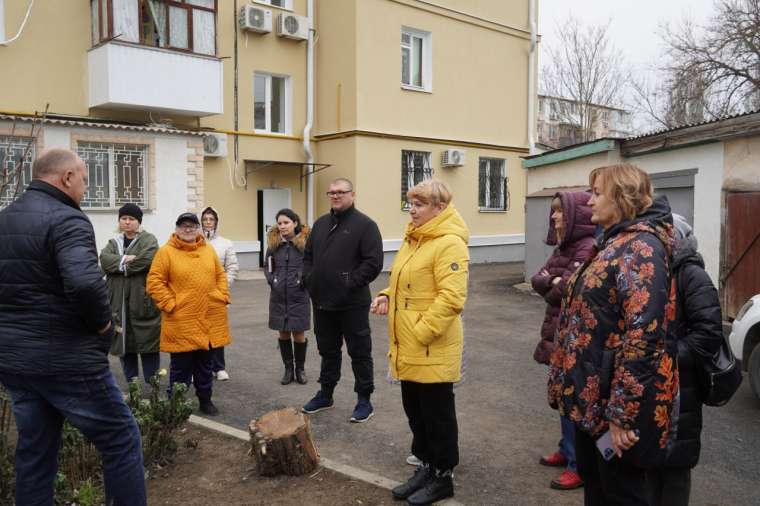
[249, 407, 320, 476]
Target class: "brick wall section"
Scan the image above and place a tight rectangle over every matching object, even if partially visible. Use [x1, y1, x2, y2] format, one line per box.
[186, 139, 205, 212]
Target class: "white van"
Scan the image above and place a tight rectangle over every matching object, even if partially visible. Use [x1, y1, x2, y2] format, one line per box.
[729, 294, 760, 400]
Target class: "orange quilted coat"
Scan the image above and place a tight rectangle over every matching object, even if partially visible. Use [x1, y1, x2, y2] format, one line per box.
[146, 234, 231, 353]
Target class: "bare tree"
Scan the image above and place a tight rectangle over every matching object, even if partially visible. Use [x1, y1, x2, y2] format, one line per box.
[541, 16, 630, 144]
[663, 0, 760, 120]
[631, 68, 709, 130]
[0, 107, 47, 206]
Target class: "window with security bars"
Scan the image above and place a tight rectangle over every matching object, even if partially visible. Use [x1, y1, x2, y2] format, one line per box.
[0, 136, 35, 207]
[401, 150, 432, 210]
[77, 142, 148, 209]
[478, 158, 507, 211]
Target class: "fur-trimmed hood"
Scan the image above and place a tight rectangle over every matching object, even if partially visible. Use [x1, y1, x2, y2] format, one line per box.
[267, 225, 310, 253]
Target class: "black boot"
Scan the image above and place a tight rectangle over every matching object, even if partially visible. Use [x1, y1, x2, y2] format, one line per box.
[278, 339, 295, 385]
[406, 469, 454, 505]
[391, 464, 431, 500]
[294, 340, 308, 384]
[198, 395, 219, 416]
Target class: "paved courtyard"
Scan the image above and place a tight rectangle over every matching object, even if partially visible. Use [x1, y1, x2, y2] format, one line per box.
[115, 262, 759, 505]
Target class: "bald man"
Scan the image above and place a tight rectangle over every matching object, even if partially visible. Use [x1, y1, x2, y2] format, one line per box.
[0, 148, 147, 505]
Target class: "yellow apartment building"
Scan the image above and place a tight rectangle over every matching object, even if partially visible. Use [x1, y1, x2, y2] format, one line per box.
[0, 0, 537, 268]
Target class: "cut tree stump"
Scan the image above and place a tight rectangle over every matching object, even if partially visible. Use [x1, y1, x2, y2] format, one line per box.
[249, 407, 320, 476]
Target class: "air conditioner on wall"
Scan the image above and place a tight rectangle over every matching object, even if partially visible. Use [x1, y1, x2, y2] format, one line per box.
[276, 13, 309, 41]
[441, 149, 465, 167]
[203, 133, 228, 158]
[239, 5, 272, 33]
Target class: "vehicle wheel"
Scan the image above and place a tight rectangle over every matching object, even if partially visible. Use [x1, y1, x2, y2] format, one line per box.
[749, 343, 760, 401]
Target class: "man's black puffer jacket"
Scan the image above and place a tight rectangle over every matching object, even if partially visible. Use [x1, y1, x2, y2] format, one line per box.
[0, 180, 112, 375]
[303, 205, 383, 311]
[665, 235, 724, 468]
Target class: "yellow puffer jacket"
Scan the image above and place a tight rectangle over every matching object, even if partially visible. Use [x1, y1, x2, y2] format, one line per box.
[379, 204, 469, 383]
[146, 234, 231, 353]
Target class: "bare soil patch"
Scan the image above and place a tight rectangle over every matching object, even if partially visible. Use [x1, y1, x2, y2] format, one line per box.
[147, 425, 395, 505]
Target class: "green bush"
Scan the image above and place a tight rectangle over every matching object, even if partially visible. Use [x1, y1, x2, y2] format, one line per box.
[0, 371, 194, 505]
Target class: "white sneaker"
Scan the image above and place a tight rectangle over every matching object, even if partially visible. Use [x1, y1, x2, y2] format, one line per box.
[406, 454, 422, 466]
[216, 370, 230, 381]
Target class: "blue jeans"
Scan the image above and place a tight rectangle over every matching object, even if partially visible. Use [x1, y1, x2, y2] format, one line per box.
[120, 352, 161, 384]
[0, 370, 146, 506]
[559, 414, 577, 472]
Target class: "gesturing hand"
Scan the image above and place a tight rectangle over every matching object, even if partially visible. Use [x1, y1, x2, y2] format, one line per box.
[123, 255, 137, 264]
[370, 295, 389, 315]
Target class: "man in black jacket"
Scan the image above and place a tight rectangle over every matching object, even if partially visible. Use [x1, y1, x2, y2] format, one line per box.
[301, 177, 383, 422]
[0, 148, 146, 505]
[646, 215, 724, 506]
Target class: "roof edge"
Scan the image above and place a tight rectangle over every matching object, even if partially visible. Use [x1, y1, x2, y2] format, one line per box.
[522, 138, 618, 169]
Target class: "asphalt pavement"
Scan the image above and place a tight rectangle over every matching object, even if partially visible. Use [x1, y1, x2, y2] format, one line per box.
[113, 262, 760, 505]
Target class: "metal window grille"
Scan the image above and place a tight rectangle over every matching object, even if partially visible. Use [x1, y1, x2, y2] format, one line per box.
[401, 150, 432, 210]
[478, 158, 507, 211]
[0, 136, 35, 207]
[77, 142, 148, 209]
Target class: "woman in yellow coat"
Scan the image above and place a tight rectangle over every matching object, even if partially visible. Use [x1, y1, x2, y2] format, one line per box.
[146, 212, 231, 416]
[371, 179, 469, 505]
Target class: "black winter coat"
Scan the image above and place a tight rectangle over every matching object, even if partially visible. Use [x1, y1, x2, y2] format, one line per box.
[664, 237, 724, 468]
[265, 227, 311, 331]
[303, 205, 383, 310]
[0, 181, 112, 375]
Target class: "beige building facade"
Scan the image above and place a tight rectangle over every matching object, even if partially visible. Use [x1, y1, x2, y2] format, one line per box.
[1, 0, 535, 267]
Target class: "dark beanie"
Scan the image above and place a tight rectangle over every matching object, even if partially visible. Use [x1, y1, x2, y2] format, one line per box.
[118, 203, 143, 223]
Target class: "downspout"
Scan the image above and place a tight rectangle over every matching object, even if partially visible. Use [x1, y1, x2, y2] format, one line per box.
[527, 0, 537, 154]
[303, 0, 315, 225]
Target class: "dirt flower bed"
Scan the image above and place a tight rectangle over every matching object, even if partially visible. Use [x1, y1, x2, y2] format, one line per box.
[147, 425, 395, 505]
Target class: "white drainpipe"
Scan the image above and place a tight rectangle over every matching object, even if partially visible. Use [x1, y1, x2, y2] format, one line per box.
[527, 0, 537, 154]
[303, 0, 315, 224]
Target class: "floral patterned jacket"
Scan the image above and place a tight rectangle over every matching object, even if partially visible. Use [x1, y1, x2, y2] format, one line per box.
[548, 196, 679, 466]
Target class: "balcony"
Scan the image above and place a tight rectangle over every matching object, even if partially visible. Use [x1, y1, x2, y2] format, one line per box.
[88, 41, 223, 117]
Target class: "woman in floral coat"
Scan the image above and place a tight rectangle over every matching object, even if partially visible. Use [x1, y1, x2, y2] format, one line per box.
[548, 164, 679, 505]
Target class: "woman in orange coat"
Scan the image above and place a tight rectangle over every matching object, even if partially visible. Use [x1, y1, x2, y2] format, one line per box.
[147, 212, 231, 415]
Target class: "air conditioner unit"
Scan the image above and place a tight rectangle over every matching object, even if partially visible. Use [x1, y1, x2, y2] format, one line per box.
[276, 13, 309, 41]
[203, 133, 228, 158]
[239, 5, 272, 33]
[441, 149, 465, 167]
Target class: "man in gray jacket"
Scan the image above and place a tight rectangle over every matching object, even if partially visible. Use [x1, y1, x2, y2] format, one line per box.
[0, 148, 146, 505]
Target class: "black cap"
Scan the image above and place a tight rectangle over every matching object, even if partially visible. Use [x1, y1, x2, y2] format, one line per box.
[118, 203, 143, 223]
[175, 212, 200, 226]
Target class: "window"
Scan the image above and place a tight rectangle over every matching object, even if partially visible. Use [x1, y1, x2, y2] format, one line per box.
[0, 136, 35, 207]
[401, 27, 432, 91]
[91, 0, 217, 56]
[77, 142, 148, 209]
[478, 158, 507, 211]
[254, 72, 290, 134]
[401, 150, 432, 210]
[254, 0, 292, 8]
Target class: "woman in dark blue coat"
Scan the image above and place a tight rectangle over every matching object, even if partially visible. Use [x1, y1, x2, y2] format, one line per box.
[264, 209, 311, 385]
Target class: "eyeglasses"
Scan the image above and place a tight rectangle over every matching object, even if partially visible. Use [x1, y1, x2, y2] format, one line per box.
[177, 224, 199, 231]
[326, 190, 351, 197]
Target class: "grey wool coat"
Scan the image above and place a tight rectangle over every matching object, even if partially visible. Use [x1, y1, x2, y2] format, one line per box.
[264, 226, 311, 332]
[100, 231, 162, 356]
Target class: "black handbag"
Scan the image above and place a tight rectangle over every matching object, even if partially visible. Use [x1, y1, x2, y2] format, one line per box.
[698, 335, 743, 407]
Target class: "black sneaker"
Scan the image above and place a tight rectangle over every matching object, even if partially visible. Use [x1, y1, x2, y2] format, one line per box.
[199, 399, 219, 416]
[391, 464, 431, 500]
[302, 390, 334, 414]
[406, 470, 454, 505]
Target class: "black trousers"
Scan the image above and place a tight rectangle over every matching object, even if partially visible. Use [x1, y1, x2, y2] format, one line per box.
[646, 467, 691, 506]
[168, 349, 213, 400]
[401, 381, 459, 472]
[314, 306, 374, 395]
[575, 428, 649, 506]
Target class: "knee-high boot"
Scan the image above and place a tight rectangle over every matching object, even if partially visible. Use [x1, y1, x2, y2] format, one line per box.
[278, 339, 295, 385]
[294, 340, 308, 384]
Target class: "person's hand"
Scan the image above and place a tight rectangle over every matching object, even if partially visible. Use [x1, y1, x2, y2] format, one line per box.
[370, 295, 389, 315]
[123, 255, 137, 264]
[552, 276, 561, 286]
[609, 422, 639, 458]
[98, 321, 112, 334]
[539, 269, 550, 277]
